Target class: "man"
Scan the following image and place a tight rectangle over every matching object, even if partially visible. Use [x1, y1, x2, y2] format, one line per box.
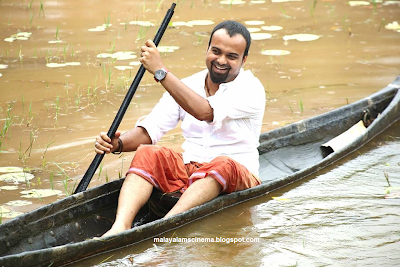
[95, 20, 265, 237]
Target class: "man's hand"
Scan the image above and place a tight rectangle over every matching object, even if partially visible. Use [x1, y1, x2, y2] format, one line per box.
[95, 131, 121, 154]
[139, 39, 164, 74]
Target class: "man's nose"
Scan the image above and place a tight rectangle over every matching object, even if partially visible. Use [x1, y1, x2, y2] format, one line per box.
[216, 54, 227, 65]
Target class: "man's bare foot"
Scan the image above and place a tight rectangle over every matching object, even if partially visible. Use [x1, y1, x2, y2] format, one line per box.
[101, 224, 130, 237]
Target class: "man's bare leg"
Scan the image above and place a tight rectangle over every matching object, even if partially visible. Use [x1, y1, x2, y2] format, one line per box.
[164, 177, 222, 218]
[102, 174, 153, 237]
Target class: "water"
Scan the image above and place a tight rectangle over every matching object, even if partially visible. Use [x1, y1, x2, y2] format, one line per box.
[0, 0, 399, 265]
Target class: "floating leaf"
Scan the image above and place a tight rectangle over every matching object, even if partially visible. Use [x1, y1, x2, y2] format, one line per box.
[2, 211, 23, 219]
[129, 61, 141, 66]
[245, 21, 265, 26]
[187, 20, 214, 26]
[97, 51, 137, 60]
[384, 1, 400, 5]
[114, 66, 133, 70]
[220, 0, 246, 4]
[88, 24, 112, 32]
[0, 64, 8, 70]
[0, 185, 19, 190]
[348, 1, 370, 6]
[129, 21, 155, 27]
[0, 206, 11, 213]
[88, 26, 105, 32]
[48, 40, 63, 44]
[272, 0, 303, 2]
[4, 32, 32, 42]
[0, 167, 23, 173]
[247, 28, 261, 33]
[158, 46, 180, 53]
[65, 62, 81, 66]
[385, 21, 400, 31]
[171, 21, 191, 27]
[6, 200, 33, 206]
[283, 33, 320, 41]
[20, 189, 62, 198]
[46, 63, 66, 68]
[262, 50, 291, 56]
[0, 172, 34, 183]
[250, 33, 272, 40]
[261, 25, 283, 31]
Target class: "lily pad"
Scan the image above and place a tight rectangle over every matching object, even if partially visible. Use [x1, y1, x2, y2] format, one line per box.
[6, 200, 33, 206]
[384, 1, 400, 5]
[220, 0, 246, 4]
[158, 46, 180, 53]
[65, 62, 81, 66]
[0, 185, 19, 190]
[129, 61, 141, 66]
[46, 63, 66, 68]
[245, 21, 265, 26]
[171, 21, 191, 27]
[114, 66, 133, 70]
[261, 25, 283, 31]
[262, 50, 291, 56]
[128, 21, 154, 27]
[283, 33, 320, 41]
[0, 64, 8, 70]
[247, 28, 261, 33]
[250, 33, 272, 40]
[348, 1, 370, 6]
[187, 20, 214, 26]
[2, 211, 23, 219]
[48, 40, 63, 44]
[0, 172, 35, 183]
[20, 189, 62, 198]
[0, 206, 11, 213]
[0, 167, 23, 173]
[385, 21, 400, 31]
[88, 24, 112, 32]
[272, 0, 303, 2]
[4, 32, 32, 42]
[97, 51, 137, 60]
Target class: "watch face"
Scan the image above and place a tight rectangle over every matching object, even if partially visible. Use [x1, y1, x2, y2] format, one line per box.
[155, 69, 166, 81]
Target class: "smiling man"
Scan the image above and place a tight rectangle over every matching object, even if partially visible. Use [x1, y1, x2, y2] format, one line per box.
[95, 20, 266, 237]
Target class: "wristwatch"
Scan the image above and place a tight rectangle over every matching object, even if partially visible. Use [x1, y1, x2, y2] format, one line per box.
[154, 68, 169, 82]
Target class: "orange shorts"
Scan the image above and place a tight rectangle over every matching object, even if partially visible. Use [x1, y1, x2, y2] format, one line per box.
[126, 145, 261, 194]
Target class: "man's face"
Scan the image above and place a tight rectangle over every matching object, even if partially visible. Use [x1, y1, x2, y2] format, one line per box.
[206, 29, 247, 84]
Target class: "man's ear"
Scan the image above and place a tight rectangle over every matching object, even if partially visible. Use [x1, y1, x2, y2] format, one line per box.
[241, 55, 248, 66]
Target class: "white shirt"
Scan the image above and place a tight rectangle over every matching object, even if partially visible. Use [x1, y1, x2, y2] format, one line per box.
[137, 69, 265, 176]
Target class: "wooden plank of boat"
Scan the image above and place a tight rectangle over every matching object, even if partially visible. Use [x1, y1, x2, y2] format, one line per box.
[1, 76, 400, 267]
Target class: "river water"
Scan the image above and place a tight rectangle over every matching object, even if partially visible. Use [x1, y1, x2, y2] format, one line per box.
[0, 0, 399, 265]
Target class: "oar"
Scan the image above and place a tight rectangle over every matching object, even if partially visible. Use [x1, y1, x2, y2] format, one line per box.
[74, 3, 176, 194]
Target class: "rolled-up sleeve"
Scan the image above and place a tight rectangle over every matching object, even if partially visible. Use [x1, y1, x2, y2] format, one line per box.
[136, 92, 181, 144]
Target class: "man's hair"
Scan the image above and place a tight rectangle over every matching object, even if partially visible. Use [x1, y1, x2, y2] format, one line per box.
[208, 20, 251, 58]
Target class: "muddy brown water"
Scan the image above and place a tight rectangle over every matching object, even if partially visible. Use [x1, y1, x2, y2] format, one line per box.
[0, 0, 399, 265]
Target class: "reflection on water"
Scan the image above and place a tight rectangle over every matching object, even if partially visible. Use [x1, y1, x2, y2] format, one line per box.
[84, 123, 400, 267]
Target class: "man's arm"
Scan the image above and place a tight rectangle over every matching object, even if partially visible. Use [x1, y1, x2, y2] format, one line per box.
[140, 39, 213, 122]
[95, 127, 151, 154]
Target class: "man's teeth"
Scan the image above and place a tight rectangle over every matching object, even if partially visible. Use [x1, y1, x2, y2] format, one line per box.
[215, 65, 227, 70]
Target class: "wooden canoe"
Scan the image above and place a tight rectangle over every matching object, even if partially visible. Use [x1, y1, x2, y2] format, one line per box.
[1, 75, 400, 267]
